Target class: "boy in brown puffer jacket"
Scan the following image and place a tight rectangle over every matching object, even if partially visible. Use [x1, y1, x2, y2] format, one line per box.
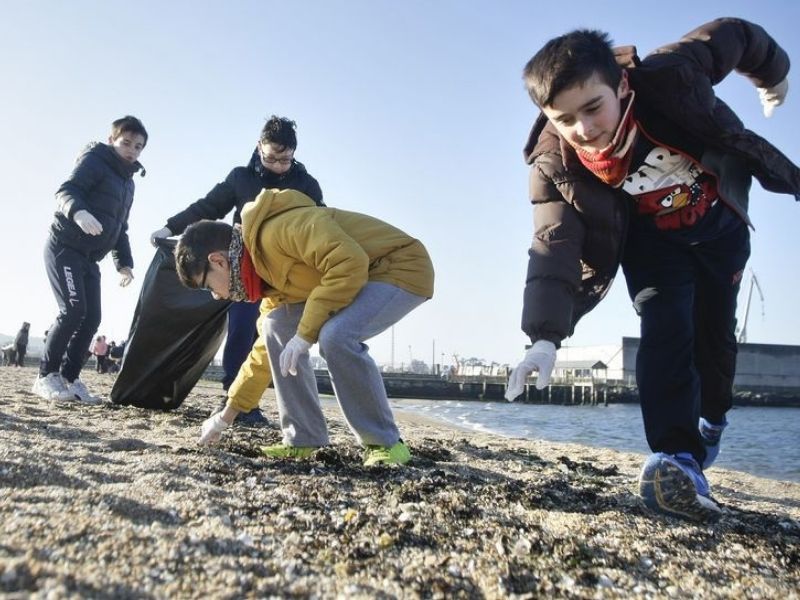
[508, 18, 798, 522]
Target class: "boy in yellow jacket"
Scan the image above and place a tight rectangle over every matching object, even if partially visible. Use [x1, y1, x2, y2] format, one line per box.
[174, 188, 434, 465]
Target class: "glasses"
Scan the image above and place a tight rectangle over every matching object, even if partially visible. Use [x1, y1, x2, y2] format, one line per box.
[259, 146, 294, 166]
[261, 156, 293, 165]
[199, 260, 211, 291]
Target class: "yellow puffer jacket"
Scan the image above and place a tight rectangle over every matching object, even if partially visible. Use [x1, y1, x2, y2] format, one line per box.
[227, 188, 434, 411]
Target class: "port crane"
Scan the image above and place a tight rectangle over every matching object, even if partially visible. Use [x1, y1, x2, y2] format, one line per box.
[736, 269, 765, 344]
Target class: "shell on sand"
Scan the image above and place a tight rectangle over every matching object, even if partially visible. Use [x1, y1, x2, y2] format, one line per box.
[1, 367, 799, 598]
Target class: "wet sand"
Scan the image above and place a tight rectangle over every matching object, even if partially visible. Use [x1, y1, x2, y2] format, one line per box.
[1, 366, 799, 598]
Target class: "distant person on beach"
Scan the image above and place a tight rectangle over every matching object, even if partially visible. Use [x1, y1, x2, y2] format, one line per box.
[150, 116, 324, 427]
[106, 340, 122, 373]
[91, 335, 109, 373]
[14, 322, 30, 367]
[2, 344, 16, 366]
[174, 188, 434, 466]
[506, 19, 798, 521]
[33, 116, 148, 403]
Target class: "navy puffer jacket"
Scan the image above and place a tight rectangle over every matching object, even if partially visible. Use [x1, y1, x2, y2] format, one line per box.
[50, 142, 144, 269]
[165, 148, 324, 236]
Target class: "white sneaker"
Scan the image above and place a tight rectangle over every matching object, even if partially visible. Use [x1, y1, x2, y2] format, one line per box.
[32, 373, 74, 401]
[65, 378, 103, 405]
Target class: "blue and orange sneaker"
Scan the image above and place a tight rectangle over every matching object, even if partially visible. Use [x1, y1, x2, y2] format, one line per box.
[638, 452, 722, 522]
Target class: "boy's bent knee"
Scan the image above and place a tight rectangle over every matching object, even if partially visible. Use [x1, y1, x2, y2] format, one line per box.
[318, 324, 357, 355]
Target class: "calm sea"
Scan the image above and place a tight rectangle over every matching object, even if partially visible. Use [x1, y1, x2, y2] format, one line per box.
[389, 399, 800, 483]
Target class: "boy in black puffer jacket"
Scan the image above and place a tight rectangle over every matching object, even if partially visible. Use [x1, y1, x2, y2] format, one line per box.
[34, 115, 148, 404]
[150, 116, 323, 426]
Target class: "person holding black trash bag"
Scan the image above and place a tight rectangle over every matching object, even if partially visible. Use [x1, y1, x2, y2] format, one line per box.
[150, 116, 323, 426]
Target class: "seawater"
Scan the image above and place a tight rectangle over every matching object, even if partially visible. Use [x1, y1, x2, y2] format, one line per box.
[389, 399, 800, 483]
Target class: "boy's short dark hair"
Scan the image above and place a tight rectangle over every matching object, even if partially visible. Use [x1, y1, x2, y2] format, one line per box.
[174, 220, 233, 288]
[111, 115, 149, 146]
[523, 29, 622, 108]
[260, 115, 298, 150]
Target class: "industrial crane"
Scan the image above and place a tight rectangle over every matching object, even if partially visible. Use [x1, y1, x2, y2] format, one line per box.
[736, 269, 765, 344]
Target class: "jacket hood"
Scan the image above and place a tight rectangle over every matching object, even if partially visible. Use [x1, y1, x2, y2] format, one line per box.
[241, 188, 317, 250]
[524, 114, 589, 176]
[82, 142, 146, 177]
[523, 113, 556, 165]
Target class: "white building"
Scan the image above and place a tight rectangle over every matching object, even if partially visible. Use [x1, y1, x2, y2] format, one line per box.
[557, 337, 800, 390]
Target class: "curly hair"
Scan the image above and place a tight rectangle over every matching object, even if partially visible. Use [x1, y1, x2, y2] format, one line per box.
[259, 115, 298, 150]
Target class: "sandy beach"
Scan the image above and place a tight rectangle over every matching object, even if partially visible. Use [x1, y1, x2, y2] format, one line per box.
[1, 366, 799, 599]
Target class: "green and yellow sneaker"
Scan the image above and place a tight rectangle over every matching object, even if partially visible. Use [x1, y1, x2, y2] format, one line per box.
[260, 444, 317, 459]
[363, 441, 411, 466]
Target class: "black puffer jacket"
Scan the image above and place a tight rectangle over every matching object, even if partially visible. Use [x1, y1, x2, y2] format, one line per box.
[165, 149, 324, 235]
[521, 18, 800, 346]
[51, 142, 144, 270]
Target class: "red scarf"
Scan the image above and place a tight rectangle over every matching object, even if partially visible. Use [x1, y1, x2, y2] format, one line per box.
[569, 92, 638, 188]
[240, 247, 266, 302]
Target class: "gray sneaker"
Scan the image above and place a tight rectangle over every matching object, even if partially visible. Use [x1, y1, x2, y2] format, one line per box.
[32, 373, 74, 401]
[66, 378, 103, 405]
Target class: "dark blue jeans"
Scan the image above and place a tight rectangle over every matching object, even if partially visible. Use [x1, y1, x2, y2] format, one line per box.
[622, 221, 750, 464]
[221, 300, 261, 391]
[41, 237, 102, 382]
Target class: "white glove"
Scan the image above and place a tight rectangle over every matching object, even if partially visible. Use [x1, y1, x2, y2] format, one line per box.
[150, 226, 173, 246]
[199, 412, 230, 445]
[505, 340, 557, 401]
[279, 334, 312, 377]
[118, 267, 134, 287]
[74, 210, 103, 235]
[758, 78, 788, 118]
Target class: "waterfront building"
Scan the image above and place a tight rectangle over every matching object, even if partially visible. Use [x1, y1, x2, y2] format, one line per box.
[557, 337, 800, 391]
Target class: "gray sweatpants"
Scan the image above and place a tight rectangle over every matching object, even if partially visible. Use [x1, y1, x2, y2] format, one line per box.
[264, 281, 427, 447]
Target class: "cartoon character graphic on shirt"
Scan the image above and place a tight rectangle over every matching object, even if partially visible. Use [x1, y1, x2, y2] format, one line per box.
[623, 147, 718, 230]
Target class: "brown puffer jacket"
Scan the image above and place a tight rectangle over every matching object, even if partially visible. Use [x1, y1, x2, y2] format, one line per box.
[521, 17, 800, 346]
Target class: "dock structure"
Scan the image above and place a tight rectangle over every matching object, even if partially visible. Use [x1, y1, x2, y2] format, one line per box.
[13, 334, 794, 406]
[311, 368, 616, 405]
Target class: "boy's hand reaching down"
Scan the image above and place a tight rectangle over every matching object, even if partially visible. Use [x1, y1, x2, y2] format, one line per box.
[759, 78, 788, 118]
[279, 335, 312, 376]
[505, 340, 557, 401]
[199, 412, 230, 445]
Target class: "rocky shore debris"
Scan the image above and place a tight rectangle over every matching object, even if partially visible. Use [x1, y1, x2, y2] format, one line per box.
[1, 368, 799, 598]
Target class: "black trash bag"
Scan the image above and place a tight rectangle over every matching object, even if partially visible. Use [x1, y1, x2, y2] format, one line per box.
[110, 239, 230, 409]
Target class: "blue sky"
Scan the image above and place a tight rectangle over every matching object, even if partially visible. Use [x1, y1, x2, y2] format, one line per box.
[1, 1, 798, 368]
